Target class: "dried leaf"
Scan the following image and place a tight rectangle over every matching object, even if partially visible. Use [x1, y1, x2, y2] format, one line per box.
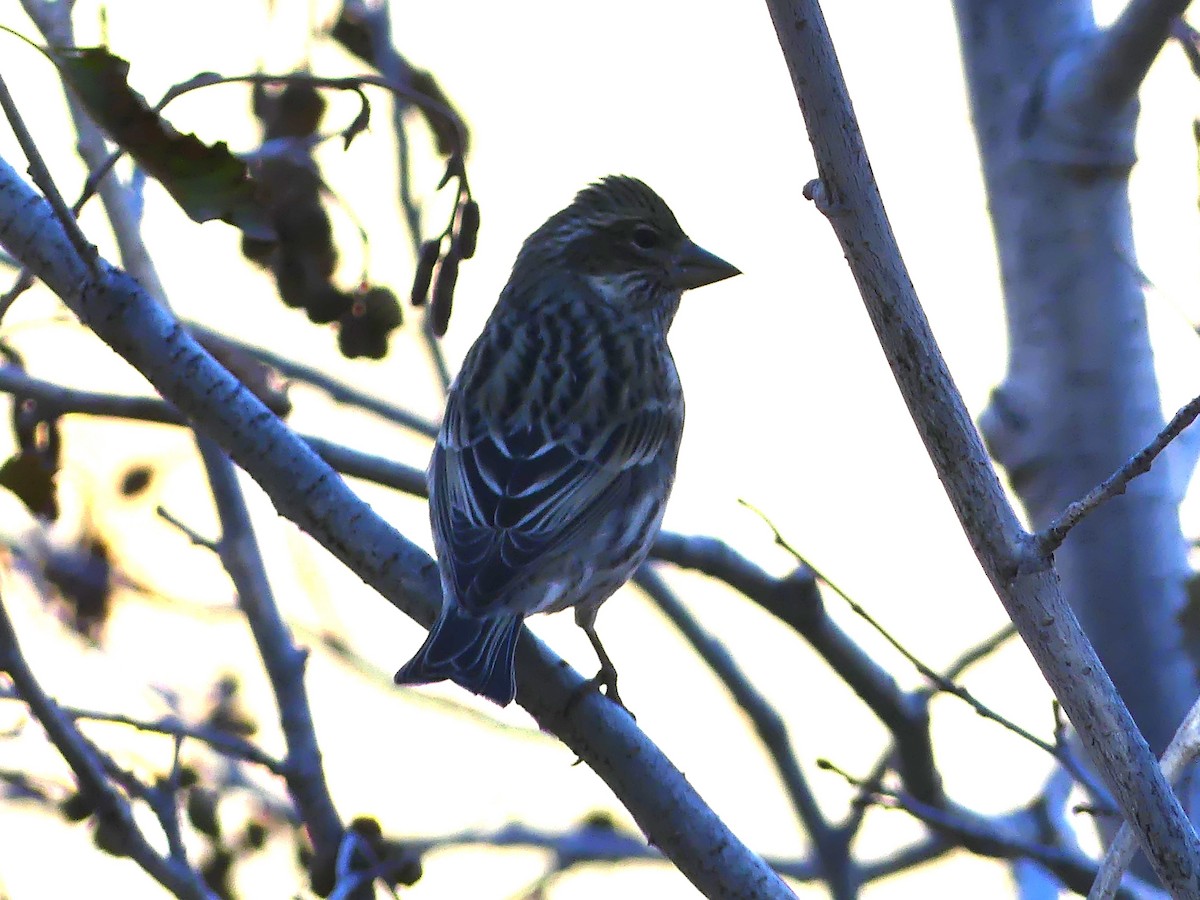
[53, 47, 273, 238]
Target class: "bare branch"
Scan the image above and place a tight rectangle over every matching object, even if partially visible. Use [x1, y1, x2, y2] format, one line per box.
[763, 0, 1200, 889]
[185, 322, 439, 438]
[0, 363, 429, 495]
[1045, 0, 1191, 127]
[0, 590, 214, 899]
[194, 439, 349, 890]
[635, 567, 854, 895]
[820, 760, 1159, 899]
[1037, 392, 1200, 555]
[61, 704, 287, 775]
[1091, 699, 1200, 898]
[651, 531, 943, 804]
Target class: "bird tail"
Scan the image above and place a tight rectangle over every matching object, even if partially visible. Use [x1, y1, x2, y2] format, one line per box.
[393, 604, 522, 707]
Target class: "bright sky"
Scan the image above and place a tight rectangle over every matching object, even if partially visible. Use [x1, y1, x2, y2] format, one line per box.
[0, 1, 1198, 897]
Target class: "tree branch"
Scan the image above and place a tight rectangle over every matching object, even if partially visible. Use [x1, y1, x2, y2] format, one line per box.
[0, 72, 97, 272]
[54, 703, 286, 775]
[1091, 699, 1200, 898]
[635, 567, 853, 896]
[0, 364, 428, 495]
[0, 590, 214, 899]
[184, 322, 439, 438]
[1045, 0, 1191, 128]
[1037, 392, 1200, 555]
[194, 438, 349, 889]
[652, 532, 943, 804]
[763, 0, 1200, 891]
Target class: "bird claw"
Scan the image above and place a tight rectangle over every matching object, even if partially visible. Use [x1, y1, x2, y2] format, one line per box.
[565, 666, 636, 722]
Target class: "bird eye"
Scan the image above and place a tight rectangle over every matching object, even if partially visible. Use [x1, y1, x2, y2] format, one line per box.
[632, 225, 660, 250]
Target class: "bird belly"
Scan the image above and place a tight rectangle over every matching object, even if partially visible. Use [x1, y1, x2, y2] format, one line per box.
[521, 492, 664, 617]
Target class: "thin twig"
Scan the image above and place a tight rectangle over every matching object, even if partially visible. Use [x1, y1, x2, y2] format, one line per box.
[819, 760, 1156, 899]
[184, 322, 439, 437]
[1037, 392, 1200, 555]
[47, 704, 288, 776]
[941, 623, 1017, 681]
[652, 529, 943, 804]
[1090, 697, 1200, 898]
[0, 73, 97, 271]
[0, 363, 429, 494]
[744, 501, 1108, 796]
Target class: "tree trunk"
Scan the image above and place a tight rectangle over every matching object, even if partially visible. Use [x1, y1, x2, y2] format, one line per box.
[951, 0, 1196, 806]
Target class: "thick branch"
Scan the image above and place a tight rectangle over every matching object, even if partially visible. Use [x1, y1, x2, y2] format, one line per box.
[763, 0, 1200, 892]
[1045, 0, 1190, 129]
[0, 156, 792, 900]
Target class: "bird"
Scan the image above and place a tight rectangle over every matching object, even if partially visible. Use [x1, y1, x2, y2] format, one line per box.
[394, 175, 740, 708]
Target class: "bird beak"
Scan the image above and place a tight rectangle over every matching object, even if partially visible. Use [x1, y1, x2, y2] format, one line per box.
[671, 239, 741, 291]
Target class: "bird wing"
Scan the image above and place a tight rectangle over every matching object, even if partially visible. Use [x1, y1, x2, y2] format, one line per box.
[430, 386, 679, 617]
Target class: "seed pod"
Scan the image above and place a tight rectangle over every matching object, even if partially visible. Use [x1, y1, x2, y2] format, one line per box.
[411, 240, 440, 306]
[430, 249, 460, 337]
[456, 199, 480, 260]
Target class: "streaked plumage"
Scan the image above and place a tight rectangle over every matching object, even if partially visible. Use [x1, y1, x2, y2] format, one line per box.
[394, 176, 739, 707]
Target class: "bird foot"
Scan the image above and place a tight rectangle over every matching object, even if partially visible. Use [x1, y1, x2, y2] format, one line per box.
[565, 666, 635, 721]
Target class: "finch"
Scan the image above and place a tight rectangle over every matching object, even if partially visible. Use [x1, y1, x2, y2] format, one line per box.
[394, 176, 739, 707]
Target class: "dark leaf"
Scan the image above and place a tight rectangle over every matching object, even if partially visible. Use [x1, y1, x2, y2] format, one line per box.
[53, 47, 273, 238]
[305, 286, 353, 325]
[0, 451, 58, 520]
[338, 286, 401, 359]
[187, 788, 222, 840]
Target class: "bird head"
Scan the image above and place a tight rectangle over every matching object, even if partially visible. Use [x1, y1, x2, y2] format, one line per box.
[510, 176, 740, 329]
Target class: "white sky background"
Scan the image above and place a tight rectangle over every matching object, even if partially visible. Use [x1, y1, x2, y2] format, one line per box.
[0, 0, 1198, 897]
